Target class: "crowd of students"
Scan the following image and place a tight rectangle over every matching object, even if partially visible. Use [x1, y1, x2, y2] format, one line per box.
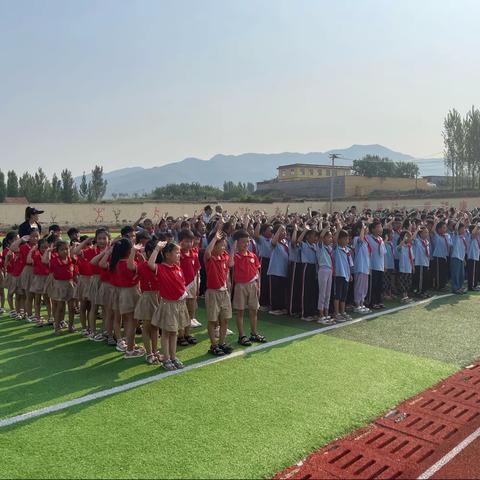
[1, 204, 478, 370]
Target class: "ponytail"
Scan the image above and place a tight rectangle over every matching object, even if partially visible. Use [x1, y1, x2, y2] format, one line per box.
[109, 238, 132, 272]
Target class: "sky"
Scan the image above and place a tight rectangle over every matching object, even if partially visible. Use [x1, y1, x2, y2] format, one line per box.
[1, 0, 479, 176]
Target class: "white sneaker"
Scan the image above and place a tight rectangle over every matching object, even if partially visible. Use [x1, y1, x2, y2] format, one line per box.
[301, 316, 315, 322]
[268, 310, 284, 316]
[353, 307, 364, 314]
[190, 318, 202, 327]
[361, 307, 371, 313]
[116, 340, 127, 352]
[258, 306, 270, 312]
[9, 311, 17, 318]
[226, 328, 233, 335]
[0, 307, 5, 314]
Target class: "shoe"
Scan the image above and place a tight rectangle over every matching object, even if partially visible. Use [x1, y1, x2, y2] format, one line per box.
[93, 332, 107, 342]
[115, 340, 127, 352]
[107, 336, 117, 346]
[473, 286, 480, 292]
[208, 345, 226, 356]
[219, 343, 233, 354]
[334, 314, 346, 323]
[190, 318, 202, 327]
[9, 311, 17, 318]
[80, 329, 91, 337]
[361, 307, 371, 313]
[124, 348, 145, 359]
[258, 306, 270, 312]
[162, 359, 177, 371]
[226, 328, 234, 335]
[171, 358, 184, 369]
[268, 310, 284, 316]
[353, 307, 364, 314]
[301, 316, 315, 322]
[342, 313, 352, 321]
[0, 307, 5, 314]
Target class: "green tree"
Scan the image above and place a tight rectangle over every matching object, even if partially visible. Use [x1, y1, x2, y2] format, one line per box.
[49, 173, 62, 202]
[394, 161, 419, 179]
[352, 155, 396, 177]
[464, 106, 480, 189]
[79, 172, 90, 200]
[19, 172, 34, 199]
[60, 169, 78, 203]
[443, 108, 465, 192]
[89, 165, 107, 202]
[6, 170, 19, 197]
[0, 170, 6, 202]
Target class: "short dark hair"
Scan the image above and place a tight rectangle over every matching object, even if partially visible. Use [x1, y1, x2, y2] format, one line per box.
[121, 225, 134, 237]
[67, 227, 79, 238]
[233, 229, 249, 241]
[178, 229, 195, 241]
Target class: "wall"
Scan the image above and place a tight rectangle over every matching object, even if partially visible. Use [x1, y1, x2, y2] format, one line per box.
[1, 197, 479, 228]
[278, 165, 350, 182]
[344, 176, 430, 196]
[256, 176, 346, 197]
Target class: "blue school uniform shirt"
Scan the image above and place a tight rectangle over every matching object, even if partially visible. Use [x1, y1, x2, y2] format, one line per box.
[300, 241, 318, 264]
[334, 246, 353, 280]
[316, 244, 333, 270]
[392, 230, 401, 259]
[267, 241, 289, 277]
[366, 235, 386, 272]
[451, 233, 467, 261]
[432, 232, 451, 259]
[384, 241, 395, 270]
[398, 243, 415, 274]
[468, 235, 480, 261]
[256, 236, 272, 259]
[289, 243, 301, 263]
[413, 238, 430, 267]
[352, 236, 370, 275]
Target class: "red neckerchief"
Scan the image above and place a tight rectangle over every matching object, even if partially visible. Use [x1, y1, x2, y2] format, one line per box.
[407, 242, 414, 269]
[279, 239, 289, 255]
[421, 239, 430, 258]
[340, 247, 352, 275]
[461, 236, 467, 252]
[440, 234, 449, 251]
[370, 235, 383, 255]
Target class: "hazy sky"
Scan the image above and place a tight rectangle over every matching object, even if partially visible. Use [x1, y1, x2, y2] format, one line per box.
[1, 0, 479, 176]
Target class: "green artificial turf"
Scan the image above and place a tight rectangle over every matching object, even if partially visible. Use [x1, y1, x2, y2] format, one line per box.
[0, 333, 455, 479]
[0, 305, 321, 418]
[328, 293, 480, 367]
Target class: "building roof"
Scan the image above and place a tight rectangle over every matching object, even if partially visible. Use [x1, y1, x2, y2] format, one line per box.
[277, 163, 351, 170]
[3, 196, 28, 204]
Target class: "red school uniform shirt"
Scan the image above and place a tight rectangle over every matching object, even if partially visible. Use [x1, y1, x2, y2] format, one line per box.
[156, 263, 186, 301]
[204, 251, 229, 289]
[233, 251, 260, 284]
[180, 249, 200, 287]
[18, 243, 32, 270]
[137, 261, 160, 292]
[50, 256, 75, 281]
[32, 250, 49, 276]
[10, 252, 24, 277]
[83, 246, 104, 276]
[76, 253, 92, 276]
[109, 259, 138, 288]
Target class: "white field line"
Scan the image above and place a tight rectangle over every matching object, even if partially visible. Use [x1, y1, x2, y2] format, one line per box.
[0, 294, 451, 429]
[417, 425, 480, 479]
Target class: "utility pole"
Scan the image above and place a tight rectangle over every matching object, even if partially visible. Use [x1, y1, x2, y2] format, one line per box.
[328, 153, 340, 214]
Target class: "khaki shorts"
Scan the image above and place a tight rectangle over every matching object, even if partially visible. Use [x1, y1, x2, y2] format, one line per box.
[151, 297, 190, 332]
[134, 291, 159, 321]
[205, 289, 232, 323]
[76, 275, 91, 301]
[51, 279, 75, 302]
[116, 286, 140, 315]
[232, 281, 259, 311]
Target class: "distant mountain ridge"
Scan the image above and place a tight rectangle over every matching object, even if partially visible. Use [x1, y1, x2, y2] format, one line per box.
[76, 144, 444, 197]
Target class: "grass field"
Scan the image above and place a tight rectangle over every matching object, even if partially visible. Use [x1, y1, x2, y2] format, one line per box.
[1, 294, 479, 479]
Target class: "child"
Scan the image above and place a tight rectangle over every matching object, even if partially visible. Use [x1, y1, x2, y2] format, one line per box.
[450, 222, 467, 294]
[4, 232, 20, 318]
[397, 231, 415, 303]
[413, 226, 431, 298]
[431, 220, 451, 291]
[467, 223, 480, 291]
[366, 220, 386, 309]
[204, 230, 233, 356]
[45, 240, 77, 334]
[351, 222, 371, 314]
[333, 230, 353, 322]
[229, 230, 266, 346]
[0, 233, 17, 314]
[316, 227, 334, 325]
[177, 229, 200, 345]
[267, 224, 289, 315]
[297, 227, 319, 321]
[109, 238, 144, 358]
[254, 222, 273, 311]
[134, 239, 161, 364]
[72, 235, 93, 334]
[287, 224, 303, 317]
[149, 241, 189, 371]
[28, 239, 52, 325]
[383, 229, 396, 299]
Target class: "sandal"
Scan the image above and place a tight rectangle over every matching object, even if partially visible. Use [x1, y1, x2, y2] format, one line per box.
[185, 335, 197, 345]
[238, 335, 252, 346]
[177, 337, 189, 347]
[208, 345, 226, 356]
[35, 320, 46, 328]
[153, 351, 164, 362]
[162, 360, 176, 371]
[146, 353, 160, 365]
[219, 343, 233, 354]
[171, 358, 184, 369]
[249, 333, 266, 343]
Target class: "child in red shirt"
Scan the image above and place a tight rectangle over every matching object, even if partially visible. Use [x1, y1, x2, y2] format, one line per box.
[28, 238, 52, 325]
[204, 230, 233, 356]
[149, 241, 189, 371]
[178, 229, 200, 346]
[229, 230, 266, 346]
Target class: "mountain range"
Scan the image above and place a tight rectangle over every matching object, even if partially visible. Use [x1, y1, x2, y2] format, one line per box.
[76, 144, 444, 197]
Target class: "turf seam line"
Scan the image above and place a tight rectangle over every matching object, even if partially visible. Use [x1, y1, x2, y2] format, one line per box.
[0, 294, 451, 429]
[417, 425, 480, 479]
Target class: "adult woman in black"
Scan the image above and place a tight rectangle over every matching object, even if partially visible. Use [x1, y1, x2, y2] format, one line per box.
[18, 207, 44, 237]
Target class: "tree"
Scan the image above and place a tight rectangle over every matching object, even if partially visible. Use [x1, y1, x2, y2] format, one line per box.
[0, 170, 6, 202]
[443, 108, 465, 192]
[60, 169, 78, 203]
[464, 106, 480, 189]
[6, 170, 19, 197]
[352, 155, 396, 177]
[79, 172, 90, 200]
[394, 161, 419, 179]
[49, 173, 62, 202]
[89, 165, 107, 202]
[19, 172, 34, 199]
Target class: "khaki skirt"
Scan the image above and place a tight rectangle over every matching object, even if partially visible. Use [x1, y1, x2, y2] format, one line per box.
[44, 273, 55, 298]
[30, 274, 49, 295]
[151, 297, 190, 332]
[134, 291, 159, 321]
[87, 274, 101, 304]
[20, 265, 34, 292]
[8, 275, 24, 295]
[97, 282, 115, 308]
[51, 279, 75, 302]
[6, 274, 18, 294]
[75, 275, 91, 301]
[115, 286, 140, 315]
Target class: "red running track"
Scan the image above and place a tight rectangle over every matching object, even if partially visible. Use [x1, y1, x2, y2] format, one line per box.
[274, 362, 480, 480]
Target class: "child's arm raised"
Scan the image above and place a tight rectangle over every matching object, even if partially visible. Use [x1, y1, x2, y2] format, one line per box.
[42, 246, 52, 265]
[271, 225, 285, 247]
[148, 241, 166, 272]
[133, 212, 147, 230]
[71, 237, 93, 256]
[10, 236, 29, 253]
[127, 244, 140, 271]
[26, 245, 37, 265]
[204, 231, 223, 261]
[99, 247, 112, 269]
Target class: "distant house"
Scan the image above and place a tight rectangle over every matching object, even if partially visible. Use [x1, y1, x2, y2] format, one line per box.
[3, 197, 28, 204]
[277, 163, 351, 182]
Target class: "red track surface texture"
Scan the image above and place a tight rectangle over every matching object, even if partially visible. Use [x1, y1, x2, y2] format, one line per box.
[274, 362, 480, 480]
